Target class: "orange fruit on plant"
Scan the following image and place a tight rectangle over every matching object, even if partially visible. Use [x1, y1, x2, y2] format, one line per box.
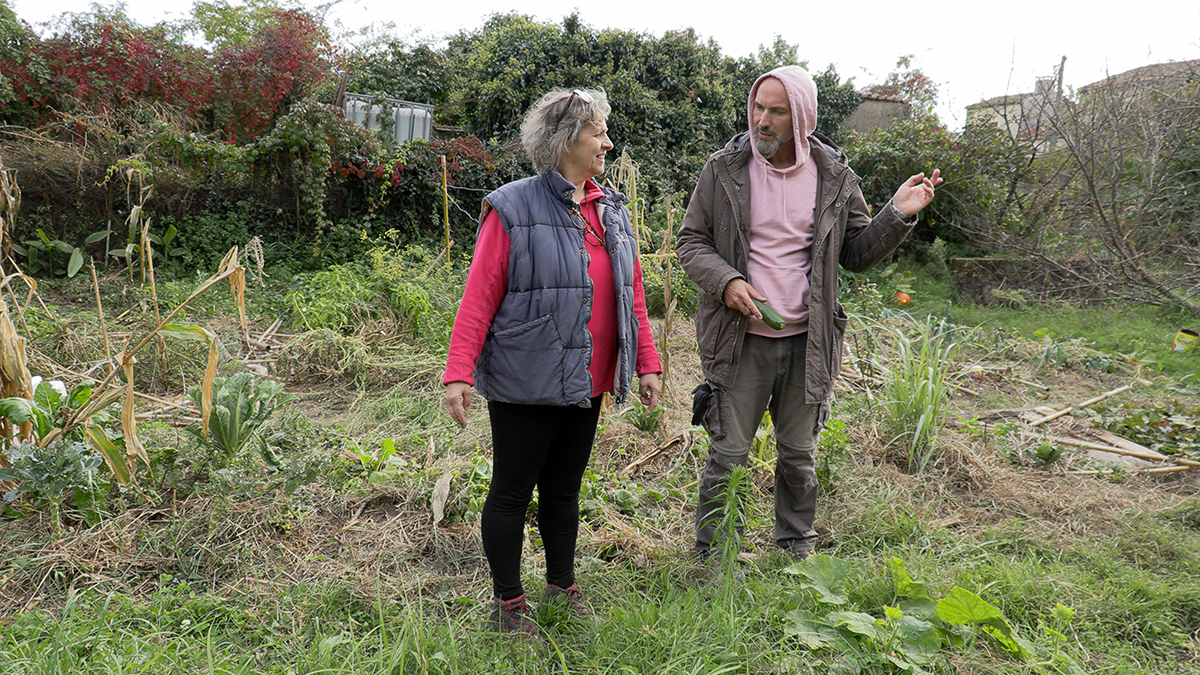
[894, 292, 911, 306]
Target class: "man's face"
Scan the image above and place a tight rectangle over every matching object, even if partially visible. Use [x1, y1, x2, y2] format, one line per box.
[752, 77, 793, 159]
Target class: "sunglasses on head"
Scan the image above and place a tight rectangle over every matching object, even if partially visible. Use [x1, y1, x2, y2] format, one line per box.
[554, 89, 595, 130]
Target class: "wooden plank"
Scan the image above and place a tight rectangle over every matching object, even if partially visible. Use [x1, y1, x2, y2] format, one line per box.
[1094, 430, 1169, 460]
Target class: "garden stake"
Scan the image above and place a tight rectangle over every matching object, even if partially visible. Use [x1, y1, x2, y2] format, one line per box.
[90, 259, 112, 368]
[1026, 432, 1200, 468]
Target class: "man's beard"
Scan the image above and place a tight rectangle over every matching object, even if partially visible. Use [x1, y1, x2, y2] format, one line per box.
[755, 129, 782, 159]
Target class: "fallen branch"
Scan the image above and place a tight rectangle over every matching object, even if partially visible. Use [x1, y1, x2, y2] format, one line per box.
[621, 431, 692, 477]
[1069, 465, 1195, 476]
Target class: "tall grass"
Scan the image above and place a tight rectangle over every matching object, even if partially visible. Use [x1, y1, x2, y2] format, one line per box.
[883, 317, 961, 472]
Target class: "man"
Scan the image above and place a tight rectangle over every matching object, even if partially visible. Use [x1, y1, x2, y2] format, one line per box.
[675, 65, 941, 562]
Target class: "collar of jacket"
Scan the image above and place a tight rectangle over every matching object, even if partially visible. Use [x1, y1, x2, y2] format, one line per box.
[539, 168, 579, 206]
[538, 167, 628, 209]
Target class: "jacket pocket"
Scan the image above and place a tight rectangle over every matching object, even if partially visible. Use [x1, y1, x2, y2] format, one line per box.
[831, 306, 849, 388]
[493, 313, 556, 341]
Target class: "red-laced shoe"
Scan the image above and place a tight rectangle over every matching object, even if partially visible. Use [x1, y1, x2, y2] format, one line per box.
[487, 594, 538, 637]
[542, 583, 588, 619]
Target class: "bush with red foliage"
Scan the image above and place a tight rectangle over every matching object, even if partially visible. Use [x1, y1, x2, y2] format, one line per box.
[213, 9, 329, 142]
[1, 13, 214, 126]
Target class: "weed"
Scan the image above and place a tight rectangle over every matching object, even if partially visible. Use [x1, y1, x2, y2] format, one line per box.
[883, 317, 961, 472]
[287, 263, 377, 332]
[622, 398, 662, 433]
[816, 416, 850, 495]
[706, 464, 752, 585]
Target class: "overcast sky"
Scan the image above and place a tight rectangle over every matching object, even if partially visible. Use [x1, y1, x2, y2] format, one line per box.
[11, 0, 1200, 130]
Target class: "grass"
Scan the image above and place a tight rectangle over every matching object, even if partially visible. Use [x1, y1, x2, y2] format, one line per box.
[4, 255, 1200, 674]
[888, 256, 1200, 383]
[4, 507, 1196, 674]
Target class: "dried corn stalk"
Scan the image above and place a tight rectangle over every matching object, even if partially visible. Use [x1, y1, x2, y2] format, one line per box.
[0, 295, 32, 460]
[1, 150, 19, 274]
[0, 154, 30, 473]
[43, 247, 246, 483]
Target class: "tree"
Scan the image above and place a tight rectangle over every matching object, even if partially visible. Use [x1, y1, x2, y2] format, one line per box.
[345, 40, 457, 108]
[1, 5, 214, 124]
[446, 13, 748, 197]
[867, 55, 938, 116]
[190, 0, 287, 51]
[845, 114, 1022, 255]
[0, 0, 49, 126]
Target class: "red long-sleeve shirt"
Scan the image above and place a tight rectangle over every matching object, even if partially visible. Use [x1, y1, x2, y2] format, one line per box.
[443, 179, 662, 398]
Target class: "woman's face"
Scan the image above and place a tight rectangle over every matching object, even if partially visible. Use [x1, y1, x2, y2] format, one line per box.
[559, 122, 613, 181]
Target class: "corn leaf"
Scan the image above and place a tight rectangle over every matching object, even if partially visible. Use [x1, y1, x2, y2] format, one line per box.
[120, 353, 148, 475]
[158, 324, 218, 436]
[83, 425, 130, 484]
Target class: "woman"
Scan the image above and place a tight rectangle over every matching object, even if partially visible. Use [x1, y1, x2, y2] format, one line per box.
[442, 88, 662, 636]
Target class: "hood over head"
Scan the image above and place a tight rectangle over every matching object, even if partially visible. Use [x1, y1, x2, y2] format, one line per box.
[747, 65, 818, 170]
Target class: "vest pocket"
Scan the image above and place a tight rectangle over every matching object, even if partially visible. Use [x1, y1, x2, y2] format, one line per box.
[480, 313, 567, 404]
[492, 313, 556, 340]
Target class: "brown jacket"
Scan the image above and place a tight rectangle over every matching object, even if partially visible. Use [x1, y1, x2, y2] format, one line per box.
[676, 131, 915, 403]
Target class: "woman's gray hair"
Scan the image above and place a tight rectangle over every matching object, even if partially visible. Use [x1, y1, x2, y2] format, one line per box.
[520, 88, 610, 172]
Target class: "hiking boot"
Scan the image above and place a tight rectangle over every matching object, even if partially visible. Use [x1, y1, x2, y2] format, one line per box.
[785, 542, 816, 563]
[486, 594, 538, 637]
[542, 583, 589, 619]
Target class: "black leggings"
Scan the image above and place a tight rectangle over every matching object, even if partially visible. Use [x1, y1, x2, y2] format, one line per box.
[482, 398, 601, 600]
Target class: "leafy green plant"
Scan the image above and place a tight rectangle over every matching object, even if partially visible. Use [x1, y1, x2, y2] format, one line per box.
[1028, 440, 1068, 467]
[286, 264, 376, 331]
[351, 437, 410, 485]
[0, 439, 107, 536]
[783, 556, 1084, 673]
[622, 399, 662, 433]
[784, 556, 944, 672]
[816, 416, 850, 495]
[10, 227, 111, 278]
[1091, 402, 1200, 460]
[0, 379, 93, 442]
[187, 373, 293, 469]
[0, 379, 126, 480]
[883, 317, 961, 472]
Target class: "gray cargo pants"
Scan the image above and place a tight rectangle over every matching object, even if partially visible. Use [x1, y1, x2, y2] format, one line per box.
[695, 332, 826, 556]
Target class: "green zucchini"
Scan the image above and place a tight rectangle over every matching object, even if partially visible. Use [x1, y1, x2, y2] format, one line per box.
[752, 298, 786, 330]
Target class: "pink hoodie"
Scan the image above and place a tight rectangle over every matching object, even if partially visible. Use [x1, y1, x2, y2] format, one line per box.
[745, 66, 819, 337]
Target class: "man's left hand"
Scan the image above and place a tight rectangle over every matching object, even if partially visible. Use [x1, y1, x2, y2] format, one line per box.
[638, 373, 662, 412]
[892, 169, 943, 217]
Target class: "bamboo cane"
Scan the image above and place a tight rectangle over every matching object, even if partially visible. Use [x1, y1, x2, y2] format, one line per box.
[1027, 384, 1132, 427]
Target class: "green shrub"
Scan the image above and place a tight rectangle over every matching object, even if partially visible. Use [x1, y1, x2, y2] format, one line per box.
[286, 264, 377, 332]
[844, 115, 1024, 256]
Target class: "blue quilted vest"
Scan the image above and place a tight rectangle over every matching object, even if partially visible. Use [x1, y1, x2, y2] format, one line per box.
[473, 169, 640, 407]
